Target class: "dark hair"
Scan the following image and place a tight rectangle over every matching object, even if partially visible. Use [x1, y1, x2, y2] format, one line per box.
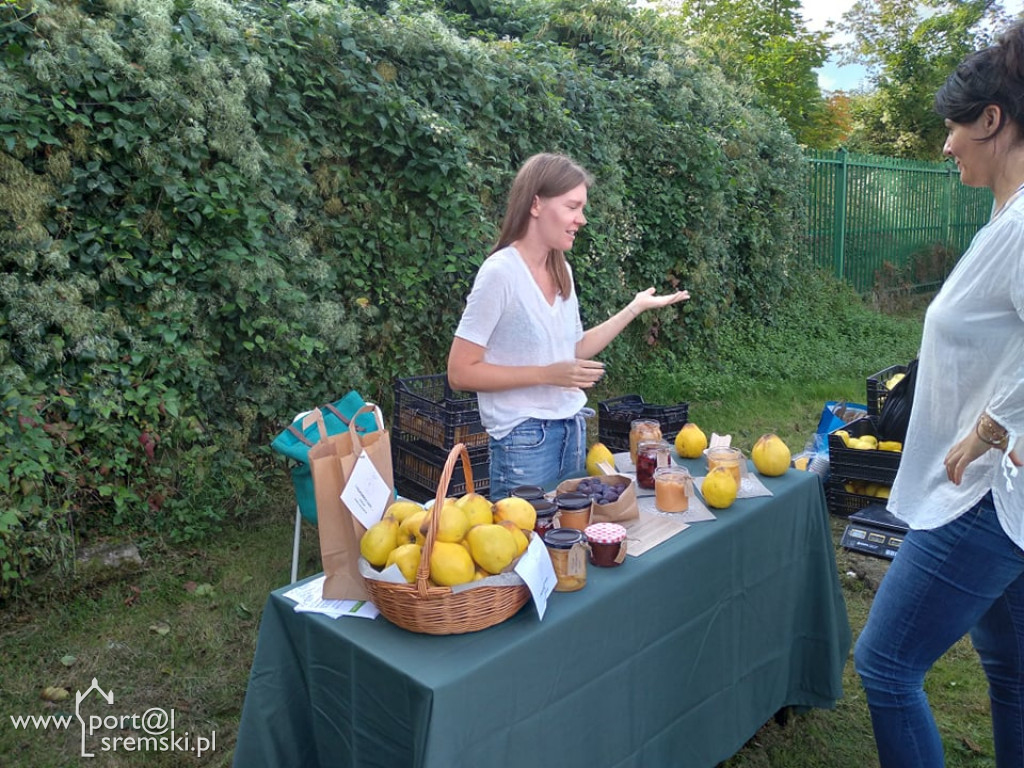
[934, 20, 1024, 141]
[493, 153, 593, 298]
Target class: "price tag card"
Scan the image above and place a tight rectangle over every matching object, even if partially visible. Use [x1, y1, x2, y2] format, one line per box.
[515, 534, 557, 620]
[340, 450, 392, 530]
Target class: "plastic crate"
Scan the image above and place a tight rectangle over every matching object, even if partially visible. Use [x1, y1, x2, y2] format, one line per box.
[598, 394, 689, 452]
[866, 364, 909, 417]
[827, 416, 901, 485]
[825, 479, 880, 518]
[392, 435, 490, 501]
[393, 374, 489, 452]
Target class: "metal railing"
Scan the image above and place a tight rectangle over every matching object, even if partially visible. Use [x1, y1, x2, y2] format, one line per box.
[803, 148, 993, 293]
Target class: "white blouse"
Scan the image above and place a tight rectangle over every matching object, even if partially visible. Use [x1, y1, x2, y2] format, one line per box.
[889, 195, 1024, 546]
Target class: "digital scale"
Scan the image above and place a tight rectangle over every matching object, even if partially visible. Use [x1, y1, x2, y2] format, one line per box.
[840, 503, 909, 561]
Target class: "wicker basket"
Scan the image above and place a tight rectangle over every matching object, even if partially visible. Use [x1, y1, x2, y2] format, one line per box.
[362, 443, 531, 635]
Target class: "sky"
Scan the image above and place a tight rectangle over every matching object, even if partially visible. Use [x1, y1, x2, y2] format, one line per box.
[803, 0, 1024, 92]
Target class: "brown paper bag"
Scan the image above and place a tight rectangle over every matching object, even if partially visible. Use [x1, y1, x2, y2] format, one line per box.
[310, 403, 394, 600]
[555, 475, 639, 525]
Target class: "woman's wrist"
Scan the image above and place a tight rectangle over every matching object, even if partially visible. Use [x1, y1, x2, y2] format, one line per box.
[625, 303, 639, 318]
[976, 412, 1009, 449]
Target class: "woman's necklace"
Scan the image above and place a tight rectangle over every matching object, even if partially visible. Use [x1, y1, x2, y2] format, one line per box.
[991, 181, 1024, 222]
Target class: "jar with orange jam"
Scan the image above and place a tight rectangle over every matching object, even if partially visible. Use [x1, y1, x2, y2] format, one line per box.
[706, 446, 744, 486]
[543, 528, 588, 591]
[654, 466, 692, 513]
[629, 419, 662, 467]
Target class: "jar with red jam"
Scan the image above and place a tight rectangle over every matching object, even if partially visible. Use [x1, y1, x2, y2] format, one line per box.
[531, 499, 558, 537]
[629, 419, 662, 467]
[584, 523, 627, 567]
[635, 439, 671, 490]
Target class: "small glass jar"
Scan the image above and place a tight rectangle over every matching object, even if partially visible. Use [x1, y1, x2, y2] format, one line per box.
[510, 485, 545, 502]
[629, 419, 662, 467]
[531, 499, 558, 538]
[654, 465, 693, 513]
[706, 447, 743, 486]
[585, 523, 627, 567]
[543, 527, 588, 591]
[555, 491, 592, 531]
[635, 438, 672, 490]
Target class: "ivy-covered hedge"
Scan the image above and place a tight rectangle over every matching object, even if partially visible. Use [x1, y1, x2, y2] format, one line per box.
[0, 0, 805, 596]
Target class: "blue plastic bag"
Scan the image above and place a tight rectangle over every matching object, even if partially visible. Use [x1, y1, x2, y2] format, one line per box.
[271, 391, 380, 524]
[814, 400, 867, 456]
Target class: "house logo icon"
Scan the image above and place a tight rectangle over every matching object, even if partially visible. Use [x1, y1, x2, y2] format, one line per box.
[75, 678, 114, 758]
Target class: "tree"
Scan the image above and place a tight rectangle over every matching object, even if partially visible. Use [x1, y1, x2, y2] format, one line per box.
[663, 0, 843, 148]
[838, 0, 1011, 159]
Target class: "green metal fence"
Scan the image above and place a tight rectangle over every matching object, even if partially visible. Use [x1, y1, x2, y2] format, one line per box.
[804, 148, 993, 293]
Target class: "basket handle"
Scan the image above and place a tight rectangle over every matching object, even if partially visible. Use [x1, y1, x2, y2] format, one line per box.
[415, 443, 474, 597]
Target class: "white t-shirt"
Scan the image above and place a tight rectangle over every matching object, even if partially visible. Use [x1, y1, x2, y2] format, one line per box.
[454, 246, 586, 440]
[889, 196, 1024, 545]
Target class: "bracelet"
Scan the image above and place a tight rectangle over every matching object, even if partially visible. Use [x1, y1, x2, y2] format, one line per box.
[626, 305, 638, 318]
[976, 413, 1009, 447]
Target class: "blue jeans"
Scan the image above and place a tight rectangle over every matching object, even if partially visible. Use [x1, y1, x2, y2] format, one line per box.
[488, 409, 591, 501]
[854, 492, 1024, 767]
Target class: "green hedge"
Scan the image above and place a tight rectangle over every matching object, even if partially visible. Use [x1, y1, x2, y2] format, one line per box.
[0, 0, 805, 596]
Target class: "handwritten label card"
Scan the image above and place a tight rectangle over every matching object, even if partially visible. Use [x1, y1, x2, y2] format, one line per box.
[515, 534, 557, 620]
[340, 450, 392, 530]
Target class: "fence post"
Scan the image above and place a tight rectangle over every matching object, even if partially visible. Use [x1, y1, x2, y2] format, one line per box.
[944, 160, 955, 247]
[833, 147, 848, 281]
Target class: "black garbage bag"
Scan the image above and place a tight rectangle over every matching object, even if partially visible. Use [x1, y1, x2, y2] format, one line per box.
[877, 359, 918, 443]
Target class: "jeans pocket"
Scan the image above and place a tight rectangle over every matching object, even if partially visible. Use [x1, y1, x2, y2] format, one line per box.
[505, 422, 546, 450]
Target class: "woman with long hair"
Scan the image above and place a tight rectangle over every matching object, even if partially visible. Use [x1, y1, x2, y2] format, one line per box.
[447, 153, 688, 499]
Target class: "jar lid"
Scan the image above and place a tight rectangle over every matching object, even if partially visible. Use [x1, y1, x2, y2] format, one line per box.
[654, 465, 691, 478]
[706, 446, 742, 459]
[531, 499, 557, 516]
[584, 523, 627, 544]
[555, 491, 592, 511]
[543, 528, 586, 548]
[510, 485, 545, 500]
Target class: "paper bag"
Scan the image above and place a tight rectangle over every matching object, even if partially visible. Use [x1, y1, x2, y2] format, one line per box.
[555, 475, 639, 525]
[310, 404, 394, 600]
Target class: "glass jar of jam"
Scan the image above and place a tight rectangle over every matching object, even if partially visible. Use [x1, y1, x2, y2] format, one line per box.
[629, 419, 662, 467]
[654, 465, 692, 513]
[635, 438, 671, 490]
[543, 527, 588, 591]
[555, 491, 592, 531]
[531, 499, 557, 537]
[584, 523, 627, 567]
[706, 447, 744, 486]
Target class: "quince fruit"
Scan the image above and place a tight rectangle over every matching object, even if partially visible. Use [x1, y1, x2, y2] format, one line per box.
[492, 496, 537, 531]
[456, 492, 493, 528]
[360, 516, 399, 567]
[424, 499, 471, 543]
[675, 423, 708, 459]
[386, 499, 425, 524]
[586, 442, 615, 476]
[750, 433, 791, 477]
[399, 510, 429, 546]
[497, 519, 529, 557]
[701, 466, 738, 509]
[429, 541, 476, 586]
[384, 543, 422, 583]
[465, 523, 518, 574]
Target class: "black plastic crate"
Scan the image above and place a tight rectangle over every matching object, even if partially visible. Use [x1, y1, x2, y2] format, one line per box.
[866, 364, 909, 417]
[827, 416, 901, 485]
[825, 479, 880, 518]
[393, 374, 489, 452]
[392, 435, 490, 500]
[598, 394, 689, 452]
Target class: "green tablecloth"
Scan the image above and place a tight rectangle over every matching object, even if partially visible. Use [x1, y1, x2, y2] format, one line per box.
[233, 461, 851, 768]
